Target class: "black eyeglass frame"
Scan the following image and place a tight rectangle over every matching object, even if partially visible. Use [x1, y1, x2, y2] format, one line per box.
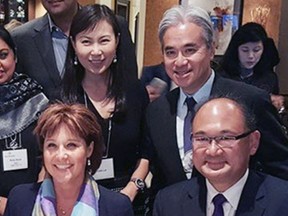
[190, 129, 256, 147]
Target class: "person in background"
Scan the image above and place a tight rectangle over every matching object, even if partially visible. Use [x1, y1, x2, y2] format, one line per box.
[0, 26, 48, 215]
[61, 4, 150, 215]
[145, 5, 288, 209]
[220, 22, 284, 111]
[153, 96, 288, 216]
[140, 62, 172, 102]
[4, 103, 134, 216]
[11, 0, 137, 100]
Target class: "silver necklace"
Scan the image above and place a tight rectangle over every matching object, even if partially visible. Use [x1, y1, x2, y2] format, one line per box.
[5, 133, 22, 150]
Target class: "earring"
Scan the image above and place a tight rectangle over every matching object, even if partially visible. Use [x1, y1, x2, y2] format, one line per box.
[74, 55, 78, 65]
[113, 55, 117, 63]
[87, 158, 92, 175]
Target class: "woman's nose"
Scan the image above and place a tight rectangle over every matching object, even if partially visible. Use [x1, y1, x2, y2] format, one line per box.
[248, 51, 255, 58]
[56, 147, 68, 159]
[91, 44, 102, 55]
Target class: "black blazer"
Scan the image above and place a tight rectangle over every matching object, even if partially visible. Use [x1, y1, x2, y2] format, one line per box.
[4, 183, 134, 216]
[153, 171, 288, 216]
[146, 75, 288, 192]
[11, 14, 137, 100]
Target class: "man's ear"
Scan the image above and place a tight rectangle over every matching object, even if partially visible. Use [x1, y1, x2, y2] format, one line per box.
[249, 130, 260, 155]
[209, 42, 216, 60]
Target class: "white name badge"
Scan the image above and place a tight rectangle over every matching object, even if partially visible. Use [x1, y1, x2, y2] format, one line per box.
[93, 158, 115, 180]
[2, 149, 28, 171]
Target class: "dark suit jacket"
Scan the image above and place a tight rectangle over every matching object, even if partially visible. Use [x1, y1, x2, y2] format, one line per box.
[4, 183, 134, 216]
[146, 75, 288, 193]
[11, 13, 137, 100]
[140, 63, 171, 94]
[153, 171, 288, 216]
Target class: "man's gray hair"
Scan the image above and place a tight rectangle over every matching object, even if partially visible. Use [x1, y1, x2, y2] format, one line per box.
[158, 5, 214, 50]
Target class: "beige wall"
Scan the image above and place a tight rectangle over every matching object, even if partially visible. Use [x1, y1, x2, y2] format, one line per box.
[143, 0, 178, 67]
[242, 0, 281, 46]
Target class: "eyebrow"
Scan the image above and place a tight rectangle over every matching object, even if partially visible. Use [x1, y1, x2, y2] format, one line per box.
[193, 130, 237, 135]
[164, 43, 197, 51]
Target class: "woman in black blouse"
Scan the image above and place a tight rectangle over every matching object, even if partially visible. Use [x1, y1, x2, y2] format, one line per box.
[61, 4, 150, 215]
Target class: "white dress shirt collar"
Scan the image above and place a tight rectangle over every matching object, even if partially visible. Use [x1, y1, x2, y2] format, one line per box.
[206, 169, 249, 216]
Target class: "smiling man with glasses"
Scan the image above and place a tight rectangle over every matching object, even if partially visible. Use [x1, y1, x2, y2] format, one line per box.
[153, 96, 288, 216]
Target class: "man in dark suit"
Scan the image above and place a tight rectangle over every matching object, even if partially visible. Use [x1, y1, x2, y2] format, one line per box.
[153, 97, 288, 216]
[146, 5, 288, 198]
[11, 0, 137, 100]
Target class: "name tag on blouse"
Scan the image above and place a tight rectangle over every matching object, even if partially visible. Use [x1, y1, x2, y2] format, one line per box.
[93, 158, 115, 180]
[2, 149, 28, 171]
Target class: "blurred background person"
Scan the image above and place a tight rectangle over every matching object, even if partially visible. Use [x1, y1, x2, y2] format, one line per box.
[4, 103, 134, 216]
[61, 4, 150, 215]
[0, 26, 48, 215]
[220, 22, 285, 111]
[140, 62, 173, 102]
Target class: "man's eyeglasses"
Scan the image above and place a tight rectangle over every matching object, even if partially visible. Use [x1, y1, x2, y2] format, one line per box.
[191, 130, 255, 149]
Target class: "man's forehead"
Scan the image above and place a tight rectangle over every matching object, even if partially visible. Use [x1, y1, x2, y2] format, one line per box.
[195, 98, 243, 120]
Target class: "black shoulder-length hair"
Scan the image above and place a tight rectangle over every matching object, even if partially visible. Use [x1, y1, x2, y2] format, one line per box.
[221, 22, 278, 76]
[0, 26, 16, 56]
[61, 4, 125, 112]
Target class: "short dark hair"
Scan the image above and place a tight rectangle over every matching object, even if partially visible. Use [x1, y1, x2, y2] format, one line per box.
[0, 26, 16, 56]
[34, 102, 104, 174]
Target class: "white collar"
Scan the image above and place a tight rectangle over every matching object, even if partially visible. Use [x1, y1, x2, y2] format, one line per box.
[206, 169, 249, 210]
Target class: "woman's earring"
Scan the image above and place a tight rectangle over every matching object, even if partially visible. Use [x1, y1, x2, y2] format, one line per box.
[74, 55, 78, 65]
[113, 55, 117, 63]
[87, 158, 92, 175]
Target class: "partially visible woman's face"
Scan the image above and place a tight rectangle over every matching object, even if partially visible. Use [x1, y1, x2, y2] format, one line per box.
[238, 41, 264, 69]
[43, 124, 93, 186]
[0, 38, 15, 84]
[72, 20, 118, 77]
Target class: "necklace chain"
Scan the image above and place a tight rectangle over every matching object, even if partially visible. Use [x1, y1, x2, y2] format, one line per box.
[58, 205, 73, 215]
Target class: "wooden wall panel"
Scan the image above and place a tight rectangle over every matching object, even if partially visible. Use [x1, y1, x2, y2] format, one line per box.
[242, 0, 281, 46]
[143, 0, 178, 67]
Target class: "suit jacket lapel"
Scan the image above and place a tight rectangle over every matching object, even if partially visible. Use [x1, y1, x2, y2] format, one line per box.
[164, 89, 187, 181]
[210, 74, 227, 96]
[32, 14, 61, 85]
[181, 177, 206, 216]
[236, 171, 265, 216]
